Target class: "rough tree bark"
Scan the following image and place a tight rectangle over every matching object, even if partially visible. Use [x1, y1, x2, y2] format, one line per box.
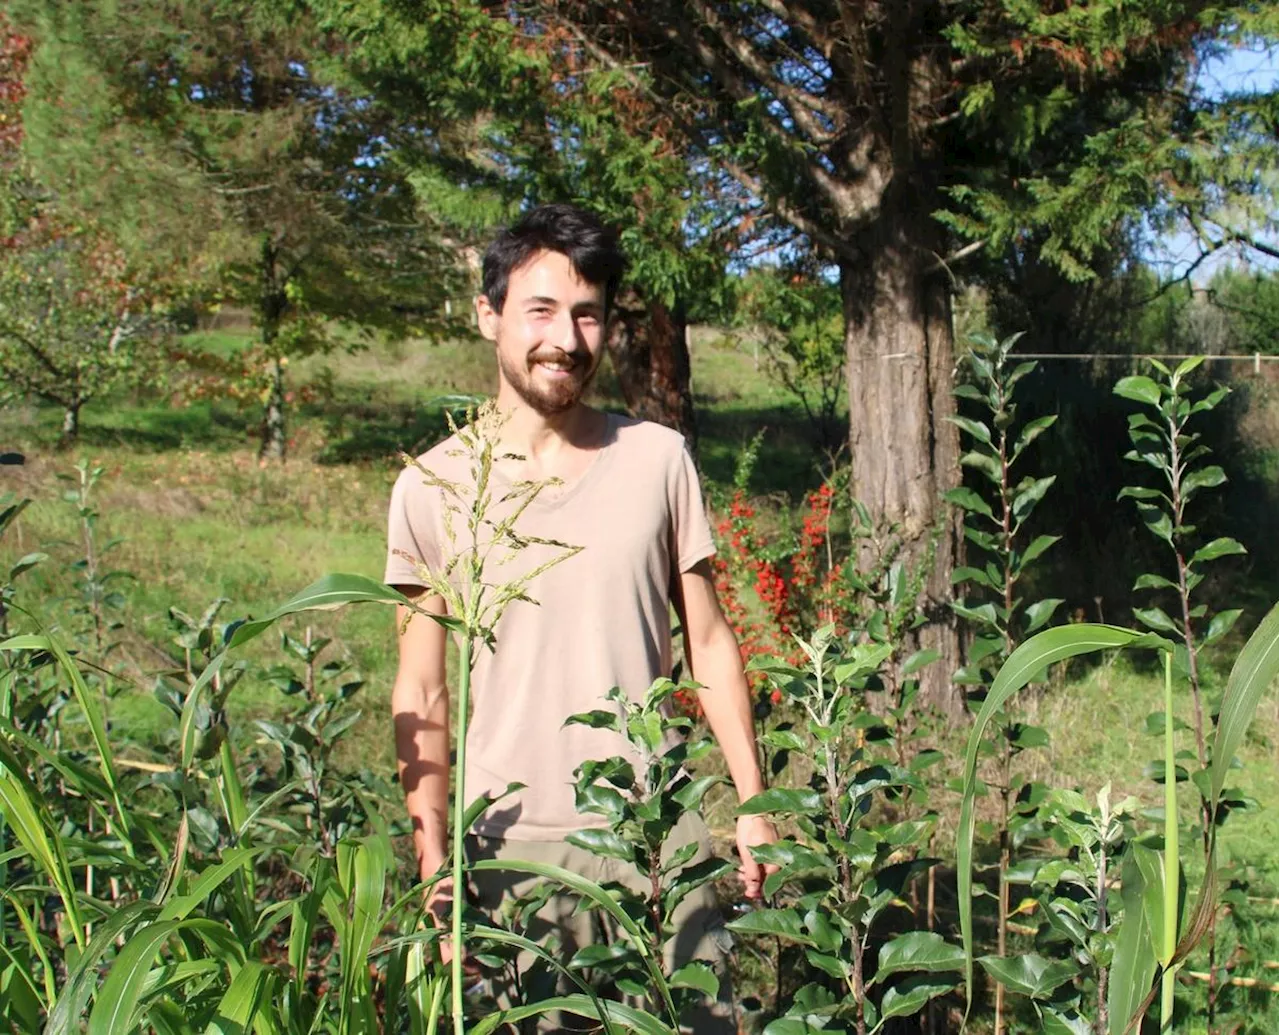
[605, 288, 698, 452]
[841, 205, 963, 713]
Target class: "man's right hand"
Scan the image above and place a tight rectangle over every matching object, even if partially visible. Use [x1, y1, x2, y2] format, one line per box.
[424, 877, 459, 965]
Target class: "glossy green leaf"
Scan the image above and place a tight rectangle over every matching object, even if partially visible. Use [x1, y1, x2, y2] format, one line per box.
[1023, 598, 1063, 634]
[1114, 376, 1162, 406]
[1190, 537, 1246, 566]
[669, 961, 719, 998]
[1181, 465, 1226, 497]
[977, 953, 1079, 999]
[1133, 607, 1181, 635]
[871, 932, 963, 985]
[1019, 534, 1060, 567]
[947, 415, 993, 445]
[1012, 414, 1057, 459]
[942, 487, 995, 520]
[725, 907, 814, 946]
[872, 974, 957, 1030]
[1202, 608, 1242, 646]
[564, 828, 637, 864]
[737, 787, 823, 816]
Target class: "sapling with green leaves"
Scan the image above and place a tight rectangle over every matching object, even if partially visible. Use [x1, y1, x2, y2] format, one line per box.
[947, 331, 1062, 1035]
[545, 678, 735, 1026]
[730, 626, 961, 1035]
[1115, 356, 1249, 1029]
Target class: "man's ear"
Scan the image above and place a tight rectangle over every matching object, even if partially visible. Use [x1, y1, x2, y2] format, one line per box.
[475, 295, 499, 342]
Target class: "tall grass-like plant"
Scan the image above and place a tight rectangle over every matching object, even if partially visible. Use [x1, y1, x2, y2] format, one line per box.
[1114, 356, 1251, 1030]
[947, 332, 1061, 1035]
[956, 604, 1278, 1034]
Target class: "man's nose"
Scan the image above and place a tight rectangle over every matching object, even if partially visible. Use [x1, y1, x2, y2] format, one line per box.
[553, 311, 582, 352]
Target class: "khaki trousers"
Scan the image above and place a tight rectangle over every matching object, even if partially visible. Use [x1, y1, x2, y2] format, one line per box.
[466, 811, 737, 1034]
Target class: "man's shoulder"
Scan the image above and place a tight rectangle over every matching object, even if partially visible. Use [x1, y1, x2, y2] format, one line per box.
[609, 413, 693, 460]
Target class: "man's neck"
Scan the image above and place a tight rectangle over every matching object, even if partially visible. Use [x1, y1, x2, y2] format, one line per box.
[493, 394, 604, 464]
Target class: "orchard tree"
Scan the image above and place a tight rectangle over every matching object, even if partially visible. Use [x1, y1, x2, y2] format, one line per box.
[13, 0, 467, 460]
[0, 14, 168, 444]
[518, 0, 1277, 708]
[0, 217, 169, 444]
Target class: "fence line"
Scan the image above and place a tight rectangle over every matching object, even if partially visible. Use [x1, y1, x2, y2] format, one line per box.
[1010, 352, 1277, 363]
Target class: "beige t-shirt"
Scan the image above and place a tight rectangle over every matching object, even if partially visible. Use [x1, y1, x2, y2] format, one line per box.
[384, 413, 715, 841]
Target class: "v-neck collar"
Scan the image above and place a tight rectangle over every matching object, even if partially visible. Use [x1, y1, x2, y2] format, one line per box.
[489, 411, 619, 511]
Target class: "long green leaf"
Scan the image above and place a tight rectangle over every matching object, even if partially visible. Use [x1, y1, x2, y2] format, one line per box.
[472, 994, 674, 1035]
[0, 624, 127, 837]
[226, 574, 412, 649]
[203, 961, 274, 1035]
[158, 846, 270, 923]
[1209, 604, 1278, 806]
[88, 920, 187, 1035]
[1108, 848, 1157, 1034]
[0, 764, 85, 948]
[44, 900, 157, 1035]
[957, 624, 1167, 1019]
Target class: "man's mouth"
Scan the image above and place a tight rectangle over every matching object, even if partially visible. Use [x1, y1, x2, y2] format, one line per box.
[532, 355, 580, 376]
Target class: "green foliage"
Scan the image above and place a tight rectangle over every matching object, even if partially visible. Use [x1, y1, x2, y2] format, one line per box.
[732, 269, 846, 452]
[1117, 358, 1243, 666]
[12, 0, 469, 456]
[730, 627, 956, 1034]
[0, 217, 170, 441]
[949, 330, 1064, 1031]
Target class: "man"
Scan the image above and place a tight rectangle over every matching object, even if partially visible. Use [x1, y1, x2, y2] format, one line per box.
[385, 203, 776, 1030]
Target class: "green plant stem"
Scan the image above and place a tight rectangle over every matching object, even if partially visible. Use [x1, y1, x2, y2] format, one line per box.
[1161, 650, 1178, 1031]
[451, 636, 472, 1033]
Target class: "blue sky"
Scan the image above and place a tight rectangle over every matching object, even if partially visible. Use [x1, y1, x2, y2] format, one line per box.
[1149, 44, 1279, 283]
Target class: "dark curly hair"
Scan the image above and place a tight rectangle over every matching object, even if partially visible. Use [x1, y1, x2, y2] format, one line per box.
[481, 204, 626, 315]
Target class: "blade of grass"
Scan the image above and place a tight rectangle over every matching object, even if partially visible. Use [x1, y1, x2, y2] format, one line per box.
[203, 960, 274, 1035]
[471, 994, 675, 1035]
[0, 624, 130, 840]
[957, 624, 1168, 1022]
[0, 761, 86, 949]
[44, 900, 157, 1035]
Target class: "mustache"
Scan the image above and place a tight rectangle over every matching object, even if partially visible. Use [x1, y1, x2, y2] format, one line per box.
[529, 349, 589, 365]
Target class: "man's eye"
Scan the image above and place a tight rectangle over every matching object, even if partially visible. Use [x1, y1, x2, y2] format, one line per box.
[577, 314, 599, 325]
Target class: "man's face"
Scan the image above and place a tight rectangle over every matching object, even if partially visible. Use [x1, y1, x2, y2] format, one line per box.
[477, 249, 608, 416]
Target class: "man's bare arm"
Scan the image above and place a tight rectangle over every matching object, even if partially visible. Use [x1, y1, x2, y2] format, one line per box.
[676, 558, 778, 898]
[391, 588, 451, 883]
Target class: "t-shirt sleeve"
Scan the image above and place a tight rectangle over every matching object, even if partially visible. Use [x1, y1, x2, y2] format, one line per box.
[670, 441, 717, 573]
[384, 465, 442, 589]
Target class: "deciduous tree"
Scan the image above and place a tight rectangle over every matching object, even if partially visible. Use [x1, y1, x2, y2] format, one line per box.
[13, 0, 467, 460]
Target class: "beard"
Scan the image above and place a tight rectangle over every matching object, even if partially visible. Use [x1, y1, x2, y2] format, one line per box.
[497, 347, 599, 416]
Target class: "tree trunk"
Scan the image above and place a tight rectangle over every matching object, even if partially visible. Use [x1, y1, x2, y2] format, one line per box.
[260, 356, 287, 462]
[841, 206, 963, 714]
[60, 400, 81, 447]
[605, 288, 698, 452]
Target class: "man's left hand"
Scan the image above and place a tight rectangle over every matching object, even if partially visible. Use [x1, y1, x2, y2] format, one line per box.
[736, 813, 780, 901]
